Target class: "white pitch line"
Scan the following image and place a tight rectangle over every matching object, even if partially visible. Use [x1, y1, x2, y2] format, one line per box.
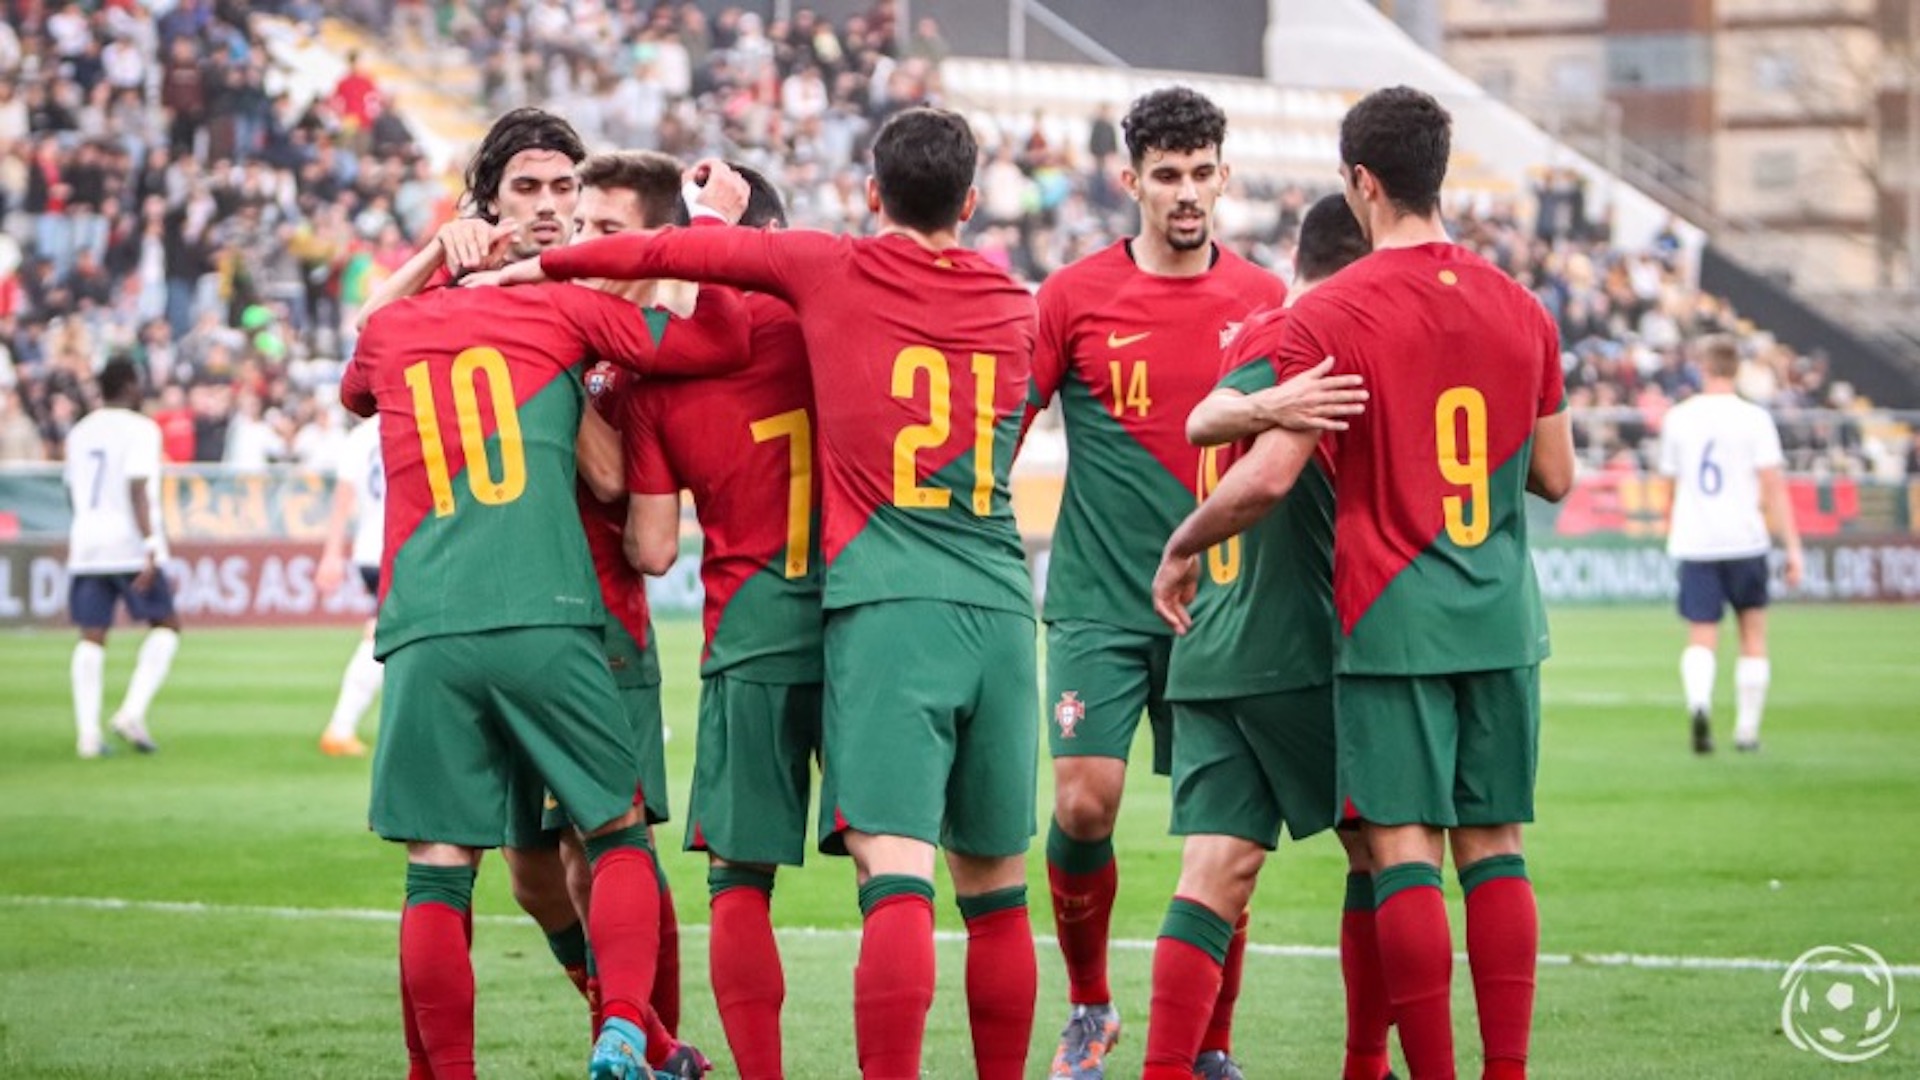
[5, 894, 1914, 978]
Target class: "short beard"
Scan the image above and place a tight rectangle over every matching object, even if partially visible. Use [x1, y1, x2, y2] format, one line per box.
[1166, 222, 1211, 252]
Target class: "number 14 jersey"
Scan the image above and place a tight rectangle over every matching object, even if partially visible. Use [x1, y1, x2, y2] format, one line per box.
[1276, 243, 1565, 676]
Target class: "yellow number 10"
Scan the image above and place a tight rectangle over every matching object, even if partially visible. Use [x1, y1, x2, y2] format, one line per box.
[403, 347, 527, 518]
[891, 346, 997, 515]
[1434, 386, 1489, 547]
[750, 408, 813, 578]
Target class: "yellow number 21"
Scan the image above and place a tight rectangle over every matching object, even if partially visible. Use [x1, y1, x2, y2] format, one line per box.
[403, 347, 527, 518]
[891, 346, 997, 515]
[1434, 385, 1489, 547]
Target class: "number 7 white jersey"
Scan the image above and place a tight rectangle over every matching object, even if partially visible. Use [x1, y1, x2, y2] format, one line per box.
[1658, 393, 1783, 560]
[63, 407, 165, 574]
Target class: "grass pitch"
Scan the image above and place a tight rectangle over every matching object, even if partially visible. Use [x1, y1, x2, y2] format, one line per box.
[1, 604, 1916, 1077]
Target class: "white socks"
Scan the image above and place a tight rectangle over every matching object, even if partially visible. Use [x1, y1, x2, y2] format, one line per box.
[1734, 657, 1771, 746]
[325, 639, 384, 740]
[72, 640, 105, 754]
[1680, 645, 1715, 715]
[118, 627, 180, 725]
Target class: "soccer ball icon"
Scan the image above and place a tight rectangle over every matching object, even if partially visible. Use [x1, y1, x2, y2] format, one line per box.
[1780, 944, 1901, 1063]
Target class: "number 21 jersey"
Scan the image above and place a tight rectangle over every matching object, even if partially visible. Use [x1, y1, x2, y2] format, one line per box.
[1276, 243, 1565, 675]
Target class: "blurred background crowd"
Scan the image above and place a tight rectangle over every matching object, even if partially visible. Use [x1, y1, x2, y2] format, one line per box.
[0, 0, 1912, 480]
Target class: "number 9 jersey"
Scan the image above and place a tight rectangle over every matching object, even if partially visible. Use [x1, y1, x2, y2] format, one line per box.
[1276, 242, 1565, 676]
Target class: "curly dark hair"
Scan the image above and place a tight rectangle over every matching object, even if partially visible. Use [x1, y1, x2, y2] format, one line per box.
[461, 108, 587, 222]
[1294, 194, 1370, 283]
[97, 355, 142, 405]
[1339, 86, 1451, 218]
[1121, 86, 1228, 167]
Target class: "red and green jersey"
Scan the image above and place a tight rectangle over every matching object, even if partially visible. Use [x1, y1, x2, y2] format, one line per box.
[1276, 243, 1565, 675]
[543, 225, 1037, 617]
[627, 291, 824, 683]
[1166, 306, 1335, 701]
[340, 280, 745, 659]
[1027, 240, 1286, 633]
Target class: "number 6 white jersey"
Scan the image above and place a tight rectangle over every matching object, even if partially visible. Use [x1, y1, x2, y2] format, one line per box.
[63, 407, 165, 574]
[334, 417, 387, 568]
[1658, 393, 1784, 561]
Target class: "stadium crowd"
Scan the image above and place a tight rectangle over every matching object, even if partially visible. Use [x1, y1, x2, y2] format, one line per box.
[0, 0, 1910, 479]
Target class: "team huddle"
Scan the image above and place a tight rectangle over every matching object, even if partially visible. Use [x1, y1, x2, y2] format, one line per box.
[74, 81, 1635, 1080]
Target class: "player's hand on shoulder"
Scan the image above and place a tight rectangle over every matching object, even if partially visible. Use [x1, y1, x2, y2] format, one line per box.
[1151, 550, 1201, 635]
[437, 217, 519, 277]
[1256, 356, 1368, 432]
[685, 158, 748, 225]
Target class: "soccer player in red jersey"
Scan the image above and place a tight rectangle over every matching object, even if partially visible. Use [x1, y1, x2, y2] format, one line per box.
[341, 264, 743, 1080]
[1154, 87, 1576, 1080]
[1021, 87, 1285, 1080]
[1144, 195, 1389, 1080]
[482, 107, 1042, 1080]
[615, 165, 820, 1080]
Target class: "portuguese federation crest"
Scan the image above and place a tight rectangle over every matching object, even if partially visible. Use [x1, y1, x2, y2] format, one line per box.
[1055, 691, 1086, 738]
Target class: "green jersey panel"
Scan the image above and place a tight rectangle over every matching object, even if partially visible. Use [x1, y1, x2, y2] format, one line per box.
[1043, 378, 1195, 634]
[707, 560, 827, 683]
[1340, 446, 1551, 675]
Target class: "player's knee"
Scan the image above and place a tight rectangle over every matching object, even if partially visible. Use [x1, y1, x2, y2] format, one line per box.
[1052, 768, 1123, 838]
[1450, 824, 1523, 868]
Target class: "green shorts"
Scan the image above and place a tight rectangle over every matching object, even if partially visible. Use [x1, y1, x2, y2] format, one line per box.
[1170, 686, 1337, 848]
[1046, 619, 1173, 774]
[684, 675, 823, 867]
[370, 626, 637, 849]
[537, 678, 669, 837]
[818, 600, 1038, 858]
[1336, 667, 1541, 828]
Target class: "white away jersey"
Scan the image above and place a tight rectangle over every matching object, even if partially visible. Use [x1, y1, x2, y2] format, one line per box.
[1659, 393, 1784, 560]
[64, 407, 165, 574]
[334, 416, 385, 568]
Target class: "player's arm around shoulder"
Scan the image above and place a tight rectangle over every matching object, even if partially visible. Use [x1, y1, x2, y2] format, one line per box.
[625, 493, 681, 576]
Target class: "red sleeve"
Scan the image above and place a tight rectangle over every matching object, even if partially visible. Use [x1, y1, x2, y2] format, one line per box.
[550, 284, 681, 376]
[540, 223, 842, 307]
[1537, 315, 1567, 417]
[626, 390, 677, 495]
[651, 283, 750, 377]
[1023, 278, 1070, 435]
[1274, 303, 1334, 384]
[340, 357, 375, 417]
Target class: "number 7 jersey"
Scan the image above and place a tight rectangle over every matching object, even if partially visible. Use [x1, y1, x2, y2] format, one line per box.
[341, 280, 745, 658]
[1276, 243, 1565, 675]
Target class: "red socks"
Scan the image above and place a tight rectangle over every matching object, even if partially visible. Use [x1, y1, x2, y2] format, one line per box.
[1200, 909, 1249, 1056]
[710, 869, 786, 1080]
[854, 876, 936, 1079]
[1142, 897, 1232, 1076]
[583, 827, 662, 1032]
[1342, 872, 1393, 1080]
[400, 863, 478, 1080]
[1462, 856, 1536, 1080]
[1374, 863, 1455, 1080]
[1046, 821, 1118, 1006]
[653, 876, 682, 1035]
[960, 887, 1037, 1080]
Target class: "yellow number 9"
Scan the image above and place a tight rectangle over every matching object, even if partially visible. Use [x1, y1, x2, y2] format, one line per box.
[1435, 386, 1489, 548]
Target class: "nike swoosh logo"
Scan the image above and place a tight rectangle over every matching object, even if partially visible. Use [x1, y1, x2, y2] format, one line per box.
[1107, 331, 1151, 348]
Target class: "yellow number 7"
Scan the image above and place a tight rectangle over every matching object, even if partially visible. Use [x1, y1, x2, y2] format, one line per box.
[750, 408, 813, 578]
[1435, 386, 1489, 547]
